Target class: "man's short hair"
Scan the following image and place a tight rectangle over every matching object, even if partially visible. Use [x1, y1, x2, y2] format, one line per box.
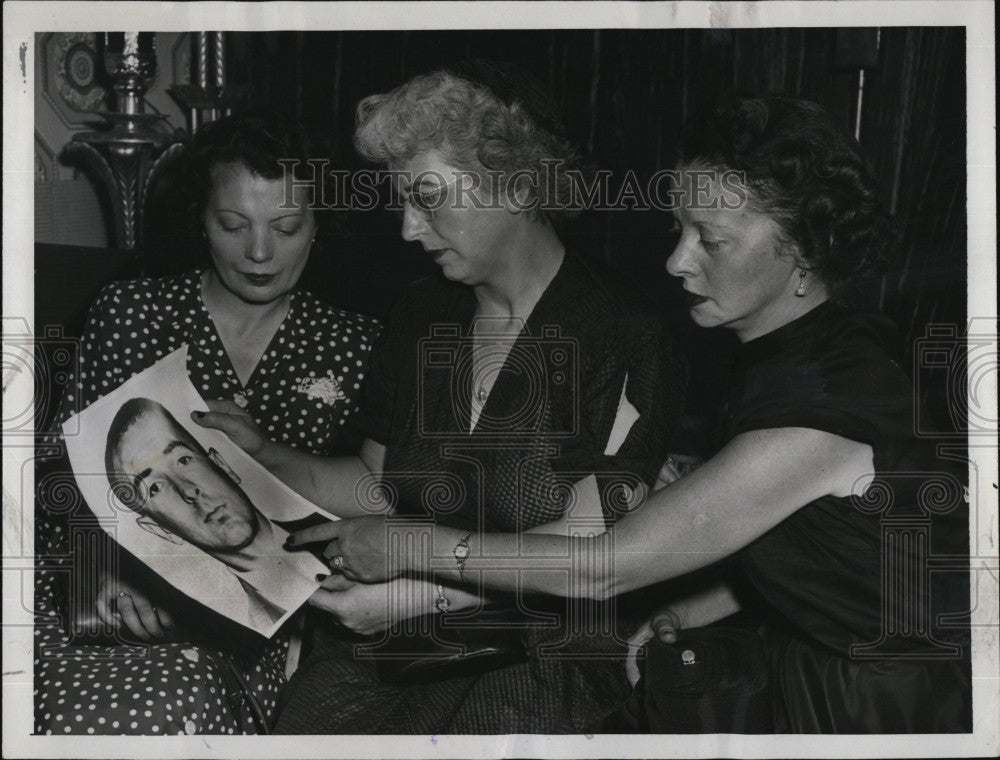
[104, 397, 203, 508]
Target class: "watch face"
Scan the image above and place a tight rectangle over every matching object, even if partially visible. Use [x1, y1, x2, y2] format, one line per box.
[455, 545, 470, 560]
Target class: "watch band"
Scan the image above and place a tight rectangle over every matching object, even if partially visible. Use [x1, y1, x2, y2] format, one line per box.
[453, 531, 472, 583]
[434, 583, 450, 614]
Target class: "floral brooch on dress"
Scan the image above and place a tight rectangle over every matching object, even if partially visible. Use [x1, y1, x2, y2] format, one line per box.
[295, 372, 346, 405]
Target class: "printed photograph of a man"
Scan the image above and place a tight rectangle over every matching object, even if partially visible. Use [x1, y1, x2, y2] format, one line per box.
[105, 397, 295, 630]
[63, 347, 329, 637]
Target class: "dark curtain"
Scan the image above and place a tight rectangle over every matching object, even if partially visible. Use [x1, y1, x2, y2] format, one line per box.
[145, 27, 967, 437]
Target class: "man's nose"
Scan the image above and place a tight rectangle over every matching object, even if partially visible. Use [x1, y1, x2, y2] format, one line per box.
[179, 480, 203, 503]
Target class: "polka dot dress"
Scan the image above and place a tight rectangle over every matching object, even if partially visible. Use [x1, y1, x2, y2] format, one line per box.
[34, 271, 380, 735]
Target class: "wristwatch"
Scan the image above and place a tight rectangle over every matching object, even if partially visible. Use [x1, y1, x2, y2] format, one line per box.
[434, 583, 450, 614]
[453, 532, 472, 582]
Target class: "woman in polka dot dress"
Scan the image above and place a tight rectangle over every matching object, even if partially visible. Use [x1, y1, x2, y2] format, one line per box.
[33, 109, 379, 735]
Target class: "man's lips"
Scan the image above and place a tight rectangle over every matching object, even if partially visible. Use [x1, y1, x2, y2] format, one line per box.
[204, 504, 228, 523]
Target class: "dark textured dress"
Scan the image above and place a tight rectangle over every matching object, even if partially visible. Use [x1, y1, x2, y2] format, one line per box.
[275, 249, 687, 733]
[722, 300, 971, 733]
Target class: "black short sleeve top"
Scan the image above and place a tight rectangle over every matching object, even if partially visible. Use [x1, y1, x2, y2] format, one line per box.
[723, 301, 968, 655]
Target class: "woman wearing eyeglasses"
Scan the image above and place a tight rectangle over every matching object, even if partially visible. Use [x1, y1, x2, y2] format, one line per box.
[196, 61, 685, 733]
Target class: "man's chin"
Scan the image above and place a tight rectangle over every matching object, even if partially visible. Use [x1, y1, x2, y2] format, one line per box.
[201, 524, 257, 554]
[202, 505, 261, 553]
[229, 526, 258, 552]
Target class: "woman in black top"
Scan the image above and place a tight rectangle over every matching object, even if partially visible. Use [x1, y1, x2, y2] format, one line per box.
[311, 94, 972, 733]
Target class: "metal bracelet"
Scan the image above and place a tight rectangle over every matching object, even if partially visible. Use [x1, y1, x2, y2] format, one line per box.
[434, 583, 450, 614]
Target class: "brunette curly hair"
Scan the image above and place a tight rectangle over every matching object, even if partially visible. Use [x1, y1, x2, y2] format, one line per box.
[353, 61, 585, 223]
[180, 107, 328, 233]
[681, 94, 896, 294]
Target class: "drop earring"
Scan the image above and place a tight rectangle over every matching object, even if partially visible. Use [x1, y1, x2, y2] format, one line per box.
[795, 269, 806, 298]
[795, 269, 807, 297]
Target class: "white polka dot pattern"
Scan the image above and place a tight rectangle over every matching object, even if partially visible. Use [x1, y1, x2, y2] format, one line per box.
[34, 271, 380, 734]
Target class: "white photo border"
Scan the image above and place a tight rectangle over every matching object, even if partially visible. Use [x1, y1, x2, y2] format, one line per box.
[3, 2, 996, 759]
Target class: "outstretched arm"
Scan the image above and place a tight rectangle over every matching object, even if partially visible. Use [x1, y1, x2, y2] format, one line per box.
[446, 427, 872, 598]
[296, 427, 873, 596]
[257, 437, 386, 518]
[194, 400, 387, 517]
[307, 486, 596, 634]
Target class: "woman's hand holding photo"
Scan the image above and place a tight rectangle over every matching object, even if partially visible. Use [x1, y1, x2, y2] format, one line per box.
[95, 573, 178, 642]
[192, 398, 270, 458]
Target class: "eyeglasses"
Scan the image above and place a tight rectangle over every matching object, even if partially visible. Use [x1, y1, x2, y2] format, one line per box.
[402, 175, 464, 222]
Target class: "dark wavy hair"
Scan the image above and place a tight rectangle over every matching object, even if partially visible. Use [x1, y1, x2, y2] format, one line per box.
[181, 107, 328, 234]
[680, 94, 896, 295]
[353, 61, 586, 224]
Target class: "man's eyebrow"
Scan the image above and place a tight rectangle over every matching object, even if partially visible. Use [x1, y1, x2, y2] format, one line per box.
[130, 468, 152, 497]
[125, 440, 195, 498]
[163, 440, 195, 455]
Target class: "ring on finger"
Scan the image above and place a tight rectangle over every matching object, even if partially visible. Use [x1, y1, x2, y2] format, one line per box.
[331, 555, 345, 571]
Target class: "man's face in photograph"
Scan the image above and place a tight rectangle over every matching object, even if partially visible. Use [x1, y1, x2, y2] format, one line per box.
[112, 406, 259, 552]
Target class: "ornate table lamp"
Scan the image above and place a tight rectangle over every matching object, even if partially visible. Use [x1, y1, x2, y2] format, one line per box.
[66, 32, 182, 251]
[169, 32, 247, 132]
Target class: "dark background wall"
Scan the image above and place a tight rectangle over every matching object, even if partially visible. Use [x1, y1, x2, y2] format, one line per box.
[41, 27, 968, 440]
[238, 27, 968, 436]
